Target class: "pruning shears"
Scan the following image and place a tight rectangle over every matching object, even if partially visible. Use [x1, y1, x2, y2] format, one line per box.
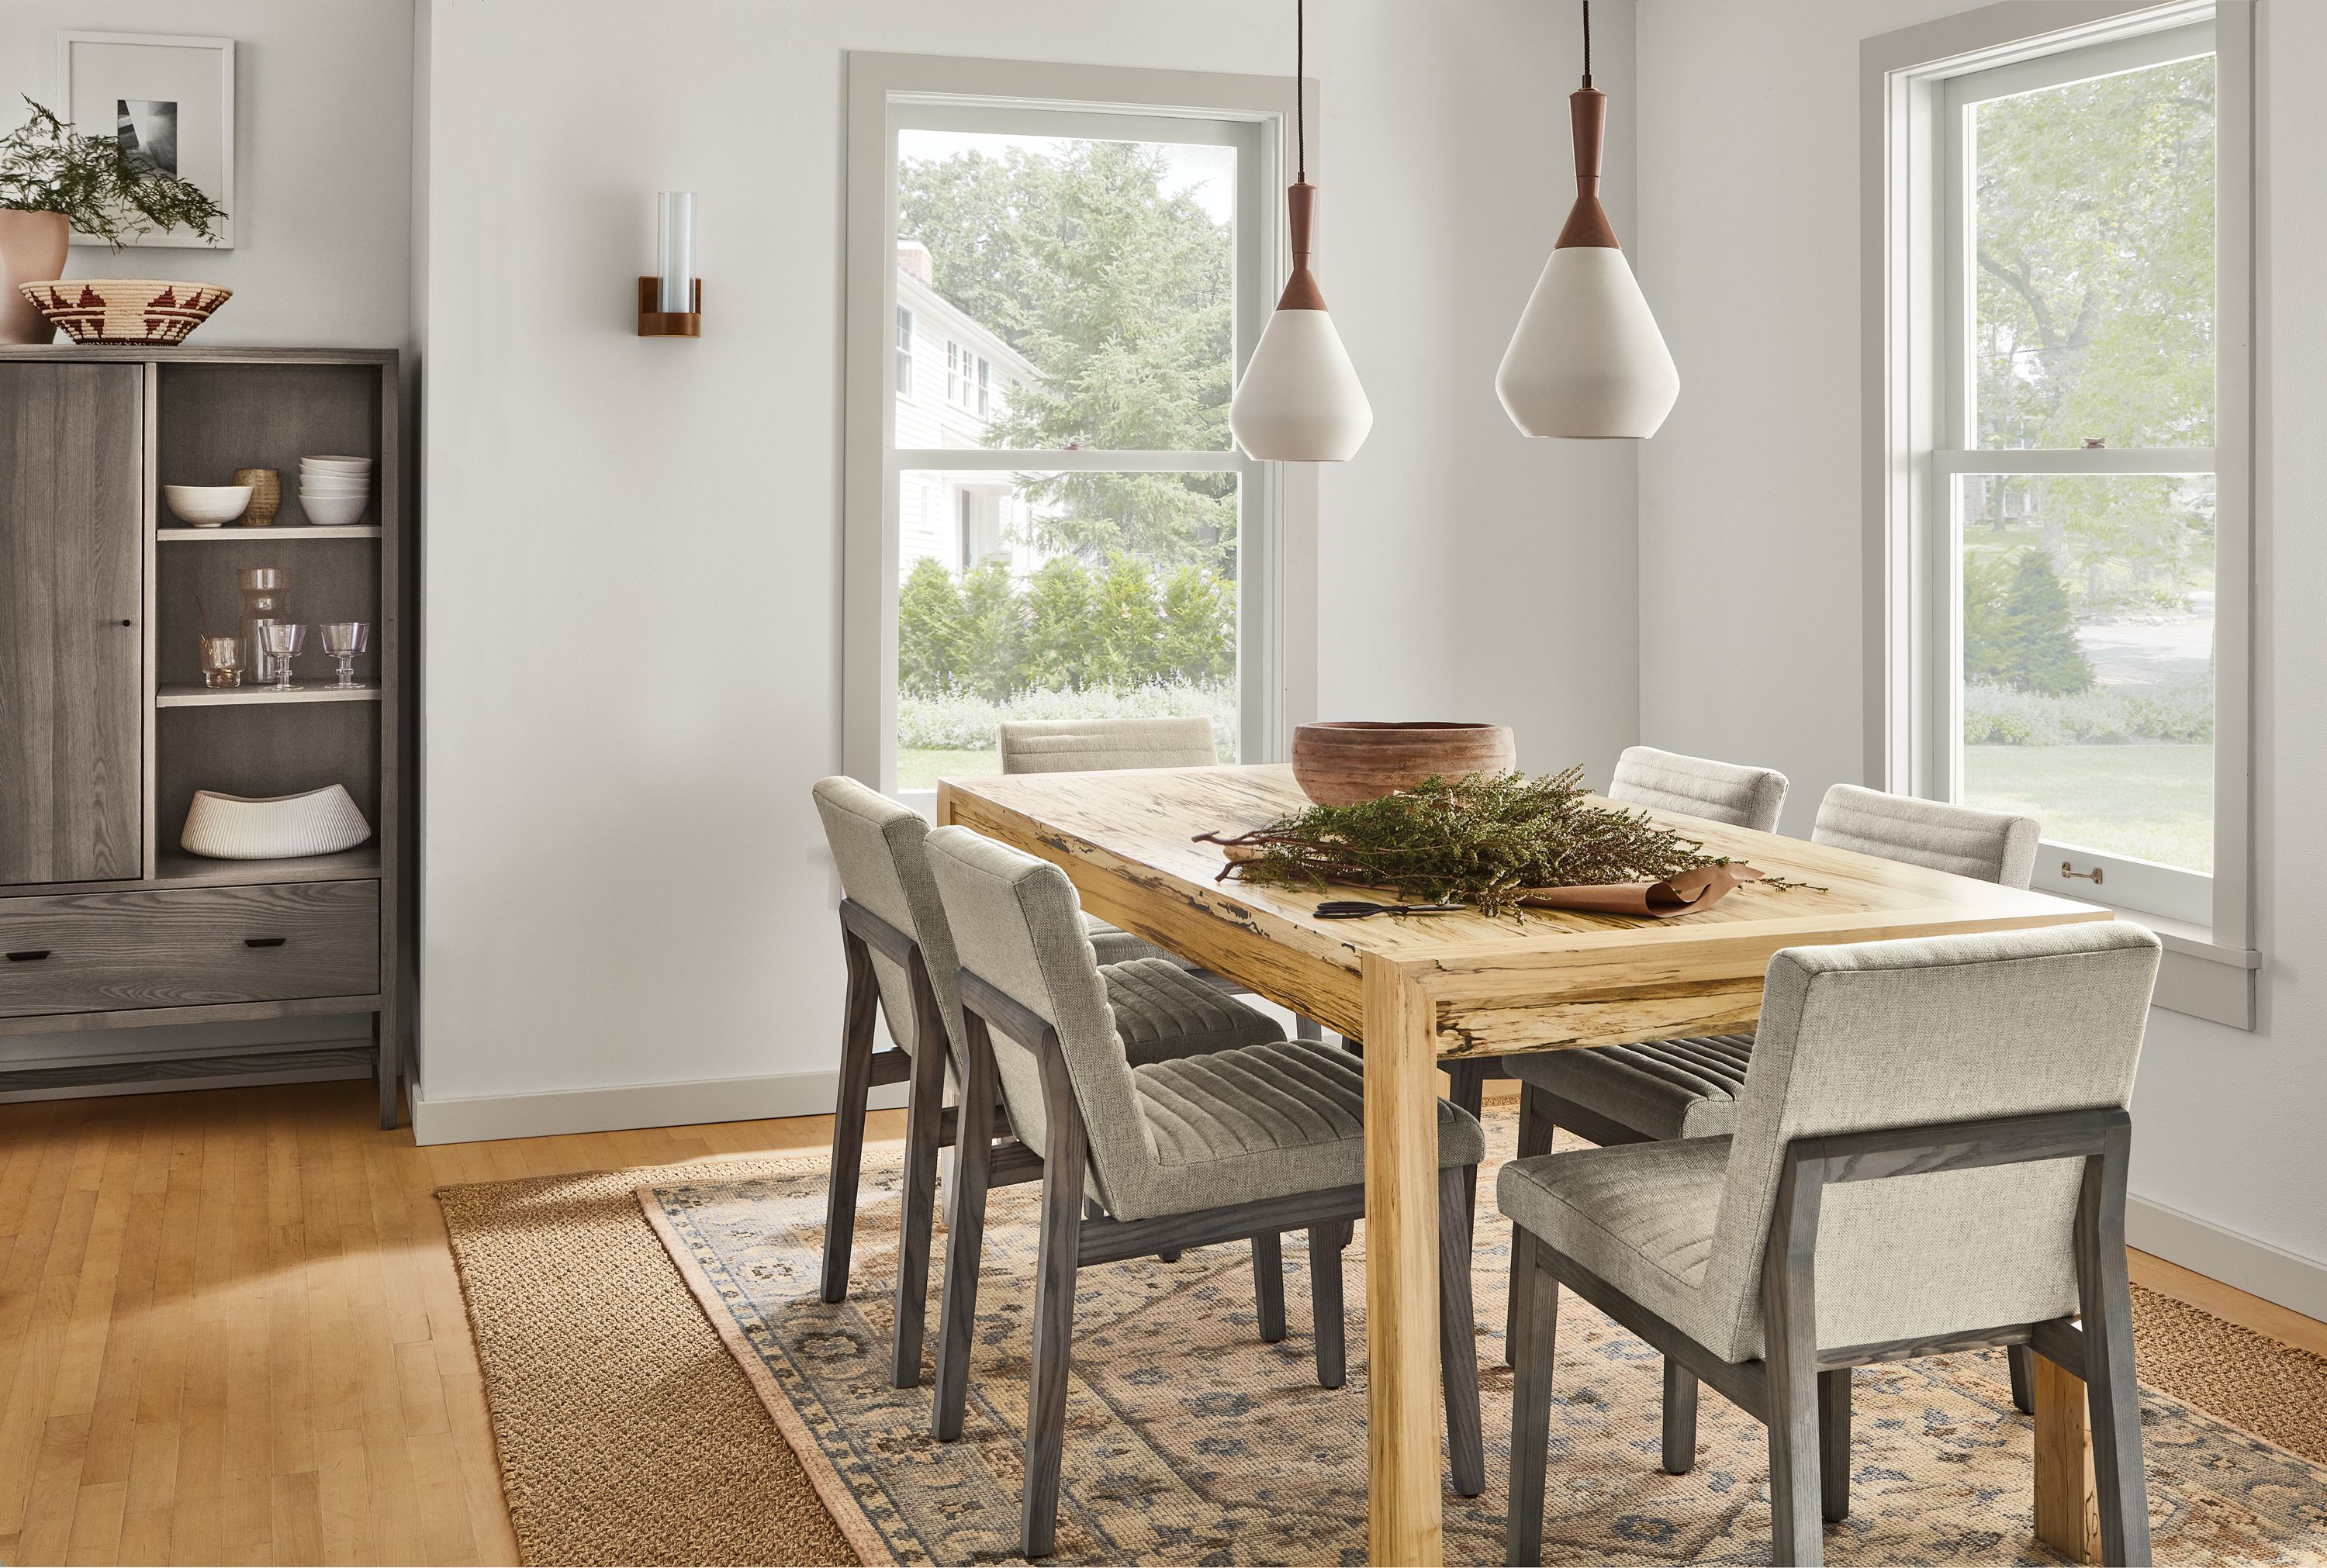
[1313, 900, 1464, 920]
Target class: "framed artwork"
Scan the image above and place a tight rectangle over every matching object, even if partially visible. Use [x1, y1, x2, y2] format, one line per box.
[57, 32, 236, 248]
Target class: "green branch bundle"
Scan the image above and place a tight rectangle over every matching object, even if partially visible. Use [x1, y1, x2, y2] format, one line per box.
[1212, 768, 1731, 918]
[0, 99, 226, 247]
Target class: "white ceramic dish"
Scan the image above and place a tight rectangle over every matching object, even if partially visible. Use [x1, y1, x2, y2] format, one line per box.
[163, 484, 254, 527]
[300, 456, 372, 472]
[298, 478, 369, 495]
[299, 492, 368, 527]
[180, 783, 372, 859]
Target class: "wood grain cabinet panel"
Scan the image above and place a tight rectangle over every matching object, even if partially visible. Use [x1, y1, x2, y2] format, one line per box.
[0, 362, 144, 884]
[0, 880, 379, 1017]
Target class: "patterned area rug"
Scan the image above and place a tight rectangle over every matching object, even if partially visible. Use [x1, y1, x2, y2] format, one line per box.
[638, 1118, 2327, 1566]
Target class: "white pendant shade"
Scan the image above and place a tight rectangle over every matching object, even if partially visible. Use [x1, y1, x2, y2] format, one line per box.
[1498, 71, 1679, 440]
[1231, 306, 1374, 462]
[1229, 179, 1372, 463]
[1496, 246, 1679, 439]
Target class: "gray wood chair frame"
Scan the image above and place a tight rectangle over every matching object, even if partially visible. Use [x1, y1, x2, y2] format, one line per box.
[938, 965, 1487, 1559]
[822, 895, 1012, 1390]
[1506, 1071, 2042, 1416]
[1505, 1105, 2149, 1567]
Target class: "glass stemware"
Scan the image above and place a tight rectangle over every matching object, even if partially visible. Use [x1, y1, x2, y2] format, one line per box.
[197, 634, 244, 689]
[320, 621, 370, 689]
[258, 620, 307, 691]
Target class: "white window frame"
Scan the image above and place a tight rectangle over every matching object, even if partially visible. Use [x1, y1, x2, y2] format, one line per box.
[895, 306, 915, 399]
[843, 52, 1321, 813]
[1864, 0, 2258, 1026]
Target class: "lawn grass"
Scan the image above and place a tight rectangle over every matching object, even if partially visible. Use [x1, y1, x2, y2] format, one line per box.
[1964, 743, 2211, 873]
[897, 747, 1000, 791]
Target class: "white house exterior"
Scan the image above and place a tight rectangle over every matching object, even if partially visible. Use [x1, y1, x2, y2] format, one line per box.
[894, 240, 1048, 579]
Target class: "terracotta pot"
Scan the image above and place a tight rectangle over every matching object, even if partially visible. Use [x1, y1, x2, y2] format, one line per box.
[1290, 720, 1518, 806]
[0, 210, 70, 345]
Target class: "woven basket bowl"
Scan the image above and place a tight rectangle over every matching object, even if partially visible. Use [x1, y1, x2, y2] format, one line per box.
[1290, 720, 1517, 806]
[18, 278, 232, 346]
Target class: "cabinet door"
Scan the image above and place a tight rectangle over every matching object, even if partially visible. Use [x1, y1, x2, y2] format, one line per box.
[0, 364, 143, 884]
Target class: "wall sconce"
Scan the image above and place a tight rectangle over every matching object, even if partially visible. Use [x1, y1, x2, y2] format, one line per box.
[638, 191, 700, 337]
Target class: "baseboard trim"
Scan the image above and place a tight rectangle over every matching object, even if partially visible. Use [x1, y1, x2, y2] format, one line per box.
[2127, 1194, 2327, 1322]
[410, 1068, 904, 1147]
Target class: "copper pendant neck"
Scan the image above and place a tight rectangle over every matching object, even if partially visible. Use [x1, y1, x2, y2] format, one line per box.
[1554, 86, 1621, 250]
[1276, 181, 1329, 311]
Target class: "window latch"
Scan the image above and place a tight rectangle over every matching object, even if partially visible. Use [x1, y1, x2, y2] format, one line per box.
[2061, 860, 2104, 885]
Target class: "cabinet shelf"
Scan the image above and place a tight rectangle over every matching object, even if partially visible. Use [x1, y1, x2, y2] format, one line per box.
[157, 682, 381, 708]
[151, 844, 380, 886]
[157, 525, 382, 541]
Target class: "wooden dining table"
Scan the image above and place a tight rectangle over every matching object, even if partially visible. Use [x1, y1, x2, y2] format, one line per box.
[937, 763, 2118, 1566]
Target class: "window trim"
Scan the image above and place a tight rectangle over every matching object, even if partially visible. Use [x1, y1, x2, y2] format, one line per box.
[1862, 0, 2256, 1024]
[843, 51, 1320, 809]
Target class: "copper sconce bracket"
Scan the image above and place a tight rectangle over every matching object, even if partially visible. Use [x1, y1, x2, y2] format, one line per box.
[638, 277, 702, 337]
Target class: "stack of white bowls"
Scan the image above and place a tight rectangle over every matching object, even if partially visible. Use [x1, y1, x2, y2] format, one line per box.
[299, 455, 372, 527]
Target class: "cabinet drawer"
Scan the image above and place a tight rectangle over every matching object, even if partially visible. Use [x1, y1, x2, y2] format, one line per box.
[0, 881, 379, 1018]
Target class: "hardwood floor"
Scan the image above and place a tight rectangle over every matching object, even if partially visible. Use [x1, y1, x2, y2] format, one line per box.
[0, 1077, 2317, 1566]
[0, 1079, 905, 1567]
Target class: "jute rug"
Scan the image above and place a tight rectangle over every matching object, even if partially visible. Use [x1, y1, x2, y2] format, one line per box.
[440, 1113, 2327, 1566]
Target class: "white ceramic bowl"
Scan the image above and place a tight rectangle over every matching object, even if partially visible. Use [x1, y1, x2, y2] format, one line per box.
[299, 478, 369, 495]
[163, 484, 253, 527]
[299, 492, 369, 527]
[181, 784, 372, 859]
[301, 456, 372, 473]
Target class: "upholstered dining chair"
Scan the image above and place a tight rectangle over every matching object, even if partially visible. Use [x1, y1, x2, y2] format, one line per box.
[811, 775, 1291, 1389]
[1502, 921, 2161, 1568]
[998, 715, 1327, 1040]
[1500, 783, 2041, 1411]
[924, 824, 1490, 1558]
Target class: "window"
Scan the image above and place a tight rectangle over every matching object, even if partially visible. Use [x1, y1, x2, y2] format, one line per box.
[844, 54, 1307, 810]
[894, 306, 915, 399]
[1868, 3, 2256, 1021]
[1944, 26, 2218, 920]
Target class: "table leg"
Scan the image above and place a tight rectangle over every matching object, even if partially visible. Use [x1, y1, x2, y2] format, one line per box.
[2031, 1351, 2099, 1564]
[1361, 954, 1444, 1567]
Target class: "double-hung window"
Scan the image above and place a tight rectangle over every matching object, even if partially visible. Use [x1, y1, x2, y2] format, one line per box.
[844, 55, 1308, 813]
[1868, 2, 2256, 1023]
[894, 307, 915, 399]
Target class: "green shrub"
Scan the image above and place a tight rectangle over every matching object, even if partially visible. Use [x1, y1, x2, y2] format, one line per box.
[896, 555, 1236, 700]
[897, 678, 1237, 758]
[1962, 675, 2212, 745]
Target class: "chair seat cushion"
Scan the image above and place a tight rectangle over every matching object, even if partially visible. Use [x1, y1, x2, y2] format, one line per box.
[1101, 958, 1282, 1065]
[1083, 913, 1192, 969]
[1505, 1034, 1756, 1140]
[1111, 1040, 1486, 1219]
[1497, 1137, 1744, 1357]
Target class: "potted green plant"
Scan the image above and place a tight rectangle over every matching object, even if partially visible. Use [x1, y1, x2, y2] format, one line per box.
[0, 98, 228, 344]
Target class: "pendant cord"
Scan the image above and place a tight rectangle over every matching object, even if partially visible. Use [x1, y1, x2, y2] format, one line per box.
[1582, 0, 1592, 88]
[1295, 0, 1306, 182]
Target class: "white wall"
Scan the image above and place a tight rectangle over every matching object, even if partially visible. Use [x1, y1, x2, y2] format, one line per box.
[1637, 0, 2327, 1307]
[412, 0, 1640, 1135]
[0, 0, 413, 1083]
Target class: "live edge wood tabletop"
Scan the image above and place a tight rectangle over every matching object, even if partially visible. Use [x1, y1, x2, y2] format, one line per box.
[936, 763, 2118, 1566]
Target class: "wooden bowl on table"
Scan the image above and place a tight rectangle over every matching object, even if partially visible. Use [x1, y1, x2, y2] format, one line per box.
[1291, 720, 1516, 805]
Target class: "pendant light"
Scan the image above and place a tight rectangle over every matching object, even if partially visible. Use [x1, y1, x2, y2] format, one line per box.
[1495, 0, 1679, 440]
[1229, 0, 1373, 463]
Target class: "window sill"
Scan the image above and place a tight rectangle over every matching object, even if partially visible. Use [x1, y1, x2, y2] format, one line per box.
[2096, 907, 2259, 1029]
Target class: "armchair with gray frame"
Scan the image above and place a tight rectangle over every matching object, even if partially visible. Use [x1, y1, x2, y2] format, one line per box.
[923, 824, 1487, 1559]
[1502, 921, 2160, 1567]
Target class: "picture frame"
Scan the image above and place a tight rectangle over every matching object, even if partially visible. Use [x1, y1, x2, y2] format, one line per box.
[57, 31, 236, 249]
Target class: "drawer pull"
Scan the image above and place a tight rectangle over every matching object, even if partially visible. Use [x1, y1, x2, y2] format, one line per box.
[5, 949, 52, 962]
[244, 936, 289, 948]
